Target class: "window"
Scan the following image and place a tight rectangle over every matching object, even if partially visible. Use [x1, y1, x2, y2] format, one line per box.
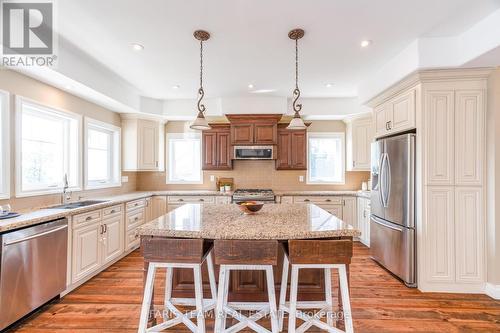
[84, 118, 121, 189]
[167, 133, 202, 184]
[16, 97, 81, 197]
[0, 90, 9, 199]
[307, 132, 345, 184]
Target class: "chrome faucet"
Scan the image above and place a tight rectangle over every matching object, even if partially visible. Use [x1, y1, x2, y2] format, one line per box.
[62, 174, 72, 204]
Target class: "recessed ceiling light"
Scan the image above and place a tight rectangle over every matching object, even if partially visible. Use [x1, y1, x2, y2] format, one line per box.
[248, 84, 254, 89]
[250, 89, 276, 94]
[325, 83, 334, 88]
[360, 40, 372, 48]
[131, 43, 144, 51]
[65, 85, 73, 90]
[172, 85, 180, 89]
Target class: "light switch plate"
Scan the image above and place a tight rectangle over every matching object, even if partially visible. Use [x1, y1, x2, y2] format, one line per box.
[210, 175, 215, 182]
[121, 176, 129, 183]
[299, 175, 304, 182]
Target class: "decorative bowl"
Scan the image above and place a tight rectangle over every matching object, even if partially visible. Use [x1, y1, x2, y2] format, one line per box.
[236, 201, 264, 214]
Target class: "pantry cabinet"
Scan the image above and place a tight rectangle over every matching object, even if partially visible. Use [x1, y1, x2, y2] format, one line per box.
[276, 124, 307, 170]
[374, 88, 416, 138]
[202, 124, 232, 170]
[346, 116, 373, 171]
[122, 117, 165, 171]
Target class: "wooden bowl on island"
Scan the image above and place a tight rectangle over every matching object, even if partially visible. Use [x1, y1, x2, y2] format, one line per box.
[236, 201, 264, 214]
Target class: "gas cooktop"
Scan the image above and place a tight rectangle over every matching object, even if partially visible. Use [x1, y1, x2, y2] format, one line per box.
[232, 189, 275, 202]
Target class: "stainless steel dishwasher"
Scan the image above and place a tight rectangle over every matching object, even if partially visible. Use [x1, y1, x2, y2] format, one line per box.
[0, 218, 68, 330]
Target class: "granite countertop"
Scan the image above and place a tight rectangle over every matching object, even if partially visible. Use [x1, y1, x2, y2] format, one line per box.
[137, 203, 360, 240]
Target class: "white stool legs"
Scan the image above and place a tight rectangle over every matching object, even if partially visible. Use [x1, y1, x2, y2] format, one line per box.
[215, 265, 279, 333]
[138, 251, 218, 333]
[278, 258, 354, 333]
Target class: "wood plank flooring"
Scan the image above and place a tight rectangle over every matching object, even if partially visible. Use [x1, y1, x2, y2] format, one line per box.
[8, 243, 500, 333]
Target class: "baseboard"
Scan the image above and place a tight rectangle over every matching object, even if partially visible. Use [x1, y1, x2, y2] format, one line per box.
[485, 283, 500, 300]
[418, 282, 485, 294]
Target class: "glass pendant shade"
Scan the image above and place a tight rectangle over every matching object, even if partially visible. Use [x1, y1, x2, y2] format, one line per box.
[189, 111, 211, 130]
[287, 114, 307, 130]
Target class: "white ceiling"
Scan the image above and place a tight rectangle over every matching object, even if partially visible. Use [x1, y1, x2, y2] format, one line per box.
[57, 0, 500, 101]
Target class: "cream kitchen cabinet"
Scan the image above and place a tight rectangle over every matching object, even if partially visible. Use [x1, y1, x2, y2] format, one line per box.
[342, 197, 357, 229]
[166, 195, 218, 212]
[357, 197, 371, 246]
[122, 117, 165, 171]
[125, 199, 147, 250]
[151, 196, 167, 219]
[285, 195, 359, 223]
[346, 116, 373, 171]
[374, 88, 416, 138]
[71, 205, 124, 283]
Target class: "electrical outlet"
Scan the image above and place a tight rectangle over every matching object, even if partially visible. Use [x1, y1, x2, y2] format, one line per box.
[299, 175, 304, 182]
[210, 175, 215, 182]
[121, 176, 129, 183]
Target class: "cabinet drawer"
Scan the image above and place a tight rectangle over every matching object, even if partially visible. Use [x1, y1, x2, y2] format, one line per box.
[103, 204, 122, 217]
[73, 210, 102, 227]
[293, 196, 343, 204]
[126, 229, 140, 250]
[126, 199, 146, 212]
[126, 209, 145, 230]
[280, 196, 294, 204]
[167, 196, 215, 204]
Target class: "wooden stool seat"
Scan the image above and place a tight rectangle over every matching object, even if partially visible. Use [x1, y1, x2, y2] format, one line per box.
[279, 240, 354, 333]
[214, 240, 280, 333]
[138, 238, 217, 333]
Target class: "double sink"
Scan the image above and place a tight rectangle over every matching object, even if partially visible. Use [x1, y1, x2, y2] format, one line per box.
[48, 200, 109, 210]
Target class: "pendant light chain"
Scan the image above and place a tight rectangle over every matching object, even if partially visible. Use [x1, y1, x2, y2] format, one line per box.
[295, 38, 299, 90]
[199, 40, 203, 89]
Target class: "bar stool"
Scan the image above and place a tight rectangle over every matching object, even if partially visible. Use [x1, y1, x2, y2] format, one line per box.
[138, 237, 217, 333]
[278, 239, 354, 333]
[213, 240, 280, 333]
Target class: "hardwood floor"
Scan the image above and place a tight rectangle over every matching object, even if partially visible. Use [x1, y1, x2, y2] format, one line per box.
[9, 243, 500, 333]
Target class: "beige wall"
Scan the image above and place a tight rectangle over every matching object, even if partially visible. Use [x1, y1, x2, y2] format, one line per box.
[137, 121, 370, 191]
[487, 68, 500, 285]
[0, 69, 135, 212]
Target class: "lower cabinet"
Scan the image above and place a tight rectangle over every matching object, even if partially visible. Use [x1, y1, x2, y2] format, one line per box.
[151, 196, 167, 220]
[125, 199, 147, 251]
[72, 205, 124, 284]
[357, 197, 371, 246]
[167, 195, 230, 212]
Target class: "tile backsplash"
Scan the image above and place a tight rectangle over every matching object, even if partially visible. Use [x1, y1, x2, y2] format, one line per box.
[137, 160, 370, 191]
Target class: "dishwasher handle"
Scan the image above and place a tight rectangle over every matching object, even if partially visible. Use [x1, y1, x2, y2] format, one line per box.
[3, 225, 67, 246]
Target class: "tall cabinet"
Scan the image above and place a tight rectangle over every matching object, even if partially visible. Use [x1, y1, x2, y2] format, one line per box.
[368, 68, 489, 294]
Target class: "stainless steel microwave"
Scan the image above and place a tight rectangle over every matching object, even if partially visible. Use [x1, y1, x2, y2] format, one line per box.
[233, 146, 275, 160]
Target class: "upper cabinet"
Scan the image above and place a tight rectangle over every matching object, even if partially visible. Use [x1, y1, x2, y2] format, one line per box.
[227, 114, 281, 145]
[276, 124, 307, 170]
[122, 117, 165, 171]
[374, 88, 416, 138]
[346, 116, 373, 171]
[202, 124, 232, 170]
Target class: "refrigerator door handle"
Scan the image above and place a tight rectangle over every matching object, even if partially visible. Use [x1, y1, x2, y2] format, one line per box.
[380, 153, 388, 207]
[384, 152, 391, 207]
[377, 153, 384, 206]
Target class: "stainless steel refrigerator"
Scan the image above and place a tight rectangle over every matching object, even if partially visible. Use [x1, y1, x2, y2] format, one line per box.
[370, 133, 416, 287]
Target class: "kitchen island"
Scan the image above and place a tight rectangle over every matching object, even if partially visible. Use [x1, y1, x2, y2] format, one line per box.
[137, 203, 360, 303]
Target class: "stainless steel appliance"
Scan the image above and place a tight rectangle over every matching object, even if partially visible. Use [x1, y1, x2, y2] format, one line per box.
[370, 133, 416, 287]
[233, 146, 275, 160]
[0, 218, 68, 330]
[233, 189, 275, 202]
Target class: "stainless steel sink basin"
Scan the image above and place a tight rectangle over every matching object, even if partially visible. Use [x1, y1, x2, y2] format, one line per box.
[48, 200, 109, 210]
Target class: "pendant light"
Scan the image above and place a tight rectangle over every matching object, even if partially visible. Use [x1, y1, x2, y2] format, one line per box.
[287, 28, 307, 130]
[190, 30, 211, 131]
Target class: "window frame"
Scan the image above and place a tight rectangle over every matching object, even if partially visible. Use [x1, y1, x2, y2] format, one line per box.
[166, 132, 203, 185]
[0, 90, 10, 199]
[15, 96, 83, 198]
[306, 132, 346, 185]
[84, 117, 121, 190]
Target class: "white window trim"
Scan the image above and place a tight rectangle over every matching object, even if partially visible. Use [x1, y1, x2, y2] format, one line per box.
[306, 132, 346, 185]
[15, 96, 83, 198]
[166, 132, 203, 185]
[84, 117, 122, 190]
[0, 90, 10, 199]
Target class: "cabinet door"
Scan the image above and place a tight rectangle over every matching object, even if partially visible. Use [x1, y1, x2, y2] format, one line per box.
[374, 104, 389, 137]
[151, 196, 167, 220]
[342, 197, 357, 228]
[202, 132, 218, 170]
[455, 187, 484, 283]
[424, 187, 455, 283]
[352, 120, 372, 170]
[389, 89, 416, 132]
[231, 124, 254, 144]
[254, 123, 277, 144]
[363, 207, 371, 246]
[455, 90, 484, 186]
[290, 131, 307, 169]
[138, 120, 159, 170]
[276, 131, 291, 169]
[72, 222, 101, 283]
[319, 205, 343, 219]
[102, 215, 124, 265]
[217, 131, 232, 169]
[425, 91, 455, 185]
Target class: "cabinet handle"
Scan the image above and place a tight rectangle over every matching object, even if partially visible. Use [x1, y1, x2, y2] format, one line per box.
[388, 121, 392, 130]
[353, 161, 356, 168]
[363, 210, 367, 218]
[110, 210, 116, 214]
[325, 199, 331, 202]
[178, 199, 184, 202]
[104, 224, 107, 233]
[304, 199, 310, 202]
[86, 216, 92, 221]
[155, 161, 159, 167]
[385, 122, 389, 130]
[135, 217, 139, 221]
[199, 199, 204, 202]
[99, 225, 104, 234]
